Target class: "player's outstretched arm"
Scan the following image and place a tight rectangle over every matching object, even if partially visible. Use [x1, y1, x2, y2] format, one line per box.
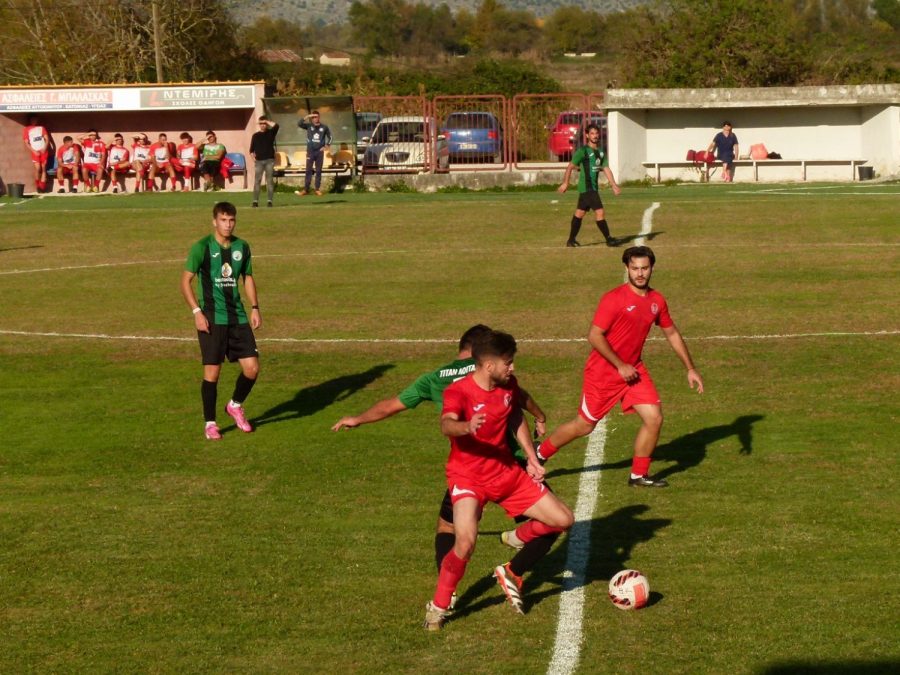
[661, 325, 704, 393]
[243, 275, 261, 330]
[603, 167, 621, 196]
[332, 396, 407, 431]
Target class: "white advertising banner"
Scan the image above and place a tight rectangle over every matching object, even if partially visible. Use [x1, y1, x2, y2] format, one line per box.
[0, 85, 256, 112]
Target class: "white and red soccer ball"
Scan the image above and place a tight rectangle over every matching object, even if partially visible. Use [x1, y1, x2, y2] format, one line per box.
[608, 569, 650, 610]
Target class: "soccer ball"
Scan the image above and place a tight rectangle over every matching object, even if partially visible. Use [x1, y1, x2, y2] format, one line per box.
[608, 569, 650, 610]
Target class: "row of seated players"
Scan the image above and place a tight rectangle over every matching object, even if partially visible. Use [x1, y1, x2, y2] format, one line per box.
[51, 130, 233, 194]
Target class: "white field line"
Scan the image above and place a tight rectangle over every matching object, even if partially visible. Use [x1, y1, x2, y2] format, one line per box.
[0, 329, 897, 344]
[547, 200, 657, 675]
[547, 418, 607, 675]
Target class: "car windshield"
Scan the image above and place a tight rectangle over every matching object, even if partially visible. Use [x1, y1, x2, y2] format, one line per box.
[371, 122, 426, 144]
[444, 114, 496, 130]
[356, 114, 380, 134]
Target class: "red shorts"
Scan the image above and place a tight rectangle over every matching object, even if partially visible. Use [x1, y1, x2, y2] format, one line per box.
[83, 163, 102, 174]
[30, 150, 49, 164]
[579, 362, 661, 423]
[109, 163, 130, 172]
[58, 165, 78, 177]
[447, 464, 547, 518]
[133, 163, 148, 175]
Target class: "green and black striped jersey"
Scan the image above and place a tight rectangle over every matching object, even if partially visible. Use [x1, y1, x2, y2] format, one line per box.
[185, 234, 253, 325]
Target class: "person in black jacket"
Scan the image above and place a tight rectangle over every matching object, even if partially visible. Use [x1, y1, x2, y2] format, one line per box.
[249, 116, 279, 207]
[295, 110, 332, 196]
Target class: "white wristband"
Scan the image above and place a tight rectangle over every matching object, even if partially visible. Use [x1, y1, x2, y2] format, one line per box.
[192, 307, 202, 315]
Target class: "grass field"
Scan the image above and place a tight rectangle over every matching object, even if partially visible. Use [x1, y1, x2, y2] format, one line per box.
[1, 182, 898, 674]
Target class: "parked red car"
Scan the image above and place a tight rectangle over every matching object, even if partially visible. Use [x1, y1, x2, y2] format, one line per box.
[547, 111, 607, 162]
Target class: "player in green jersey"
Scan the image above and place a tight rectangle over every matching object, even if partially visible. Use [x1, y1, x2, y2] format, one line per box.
[557, 123, 621, 248]
[180, 202, 261, 440]
[332, 325, 562, 614]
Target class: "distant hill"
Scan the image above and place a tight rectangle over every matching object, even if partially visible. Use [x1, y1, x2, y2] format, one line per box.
[224, 0, 647, 27]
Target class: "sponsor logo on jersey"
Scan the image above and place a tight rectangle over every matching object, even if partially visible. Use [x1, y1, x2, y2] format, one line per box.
[473, 403, 485, 411]
[221, 262, 232, 278]
[626, 305, 636, 312]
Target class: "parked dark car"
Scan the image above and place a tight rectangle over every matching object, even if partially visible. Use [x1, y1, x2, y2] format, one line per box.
[547, 111, 607, 162]
[442, 112, 503, 163]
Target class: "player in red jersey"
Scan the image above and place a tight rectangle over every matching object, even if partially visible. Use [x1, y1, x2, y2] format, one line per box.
[55, 136, 81, 193]
[172, 132, 199, 191]
[424, 330, 573, 631]
[22, 115, 50, 192]
[131, 133, 152, 192]
[107, 133, 131, 193]
[80, 130, 107, 193]
[149, 133, 177, 191]
[537, 246, 704, 488]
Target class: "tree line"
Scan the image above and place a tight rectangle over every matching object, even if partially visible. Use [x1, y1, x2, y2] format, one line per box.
[1, 0, 897, 91]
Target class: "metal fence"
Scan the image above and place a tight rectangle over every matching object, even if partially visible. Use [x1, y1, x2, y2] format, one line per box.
[352, 92, 605, 174]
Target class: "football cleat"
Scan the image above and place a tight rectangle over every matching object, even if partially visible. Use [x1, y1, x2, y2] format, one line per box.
[204, 423, 222, 441]
[494, 563, 525, 614]
[566, 240, 581, 248]
[449, 592, 458, 610]
[294, 189, 308, 197]
[225, 402, 253, 433]
[500, 530, 524, 551]
[423, 601, 452, 631]
[628, 474, 669, 488]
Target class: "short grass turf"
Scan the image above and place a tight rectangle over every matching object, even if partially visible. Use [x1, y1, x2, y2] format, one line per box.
[1, 183, 898, 674]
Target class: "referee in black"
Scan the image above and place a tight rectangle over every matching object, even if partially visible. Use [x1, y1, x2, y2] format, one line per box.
[249, 115, 279, 207]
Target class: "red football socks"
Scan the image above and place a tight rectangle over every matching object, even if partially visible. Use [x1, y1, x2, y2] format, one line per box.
[434, 549, 468, 610]
[631, 456, 652, 477]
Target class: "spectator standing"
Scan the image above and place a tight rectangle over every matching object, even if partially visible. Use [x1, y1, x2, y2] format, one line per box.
[80, 130, 107, 193]
[55, 136, 81, 193]
[22, 115, 51, 192]
[295, 110, 331, 197]
[107, 133, 131, 193]
[708, 121, 740, 182]
[249, 116, 279, 207]
[200, 130, 226, 191]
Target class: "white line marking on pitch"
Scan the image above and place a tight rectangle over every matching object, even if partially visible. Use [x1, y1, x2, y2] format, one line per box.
[549, 200, 658, 675]
[547, 419, 607, 675]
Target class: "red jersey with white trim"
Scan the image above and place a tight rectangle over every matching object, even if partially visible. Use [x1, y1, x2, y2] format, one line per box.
[441, 373, 524, 483]
[150, 142, 171, 163]
[584, 284, 674, 380]
[82, 139, 106, 165]
[108, 145, 130, 166]
[132, 144, 150, 162]
[23, 125, 48, 151]
[57, 144, 80, 165]
[177, 143, 198, 162]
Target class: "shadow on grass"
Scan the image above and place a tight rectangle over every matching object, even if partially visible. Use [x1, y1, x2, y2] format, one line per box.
[546, 414, 764, 483]
[0, 245, 43, 253]
[453, 504, 671, 619]
[250, 364, 394, 428]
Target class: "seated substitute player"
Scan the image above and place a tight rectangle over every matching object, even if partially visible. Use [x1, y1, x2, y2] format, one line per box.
[107, 133, 131, 193]
[199, 130, 226, 191]
[180, 202, 262, 441]
[557, 123, 621, 248]
[150, 133, 177, 192]
[536, 246, 704, 487]
[55, 136, 81, 193]
[173, 132, 199, 191]
[424, 330, 574, 631]
[22, 114, 51, 192]
[131, 134, 152, 192]
[80, 130, 106, 193]
[332, 325, 557, 600]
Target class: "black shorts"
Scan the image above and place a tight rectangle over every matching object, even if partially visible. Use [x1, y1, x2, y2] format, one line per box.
[577, 190, 604, 212]
[200, 159, 221, 176]
[198, 322, 258, 365]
